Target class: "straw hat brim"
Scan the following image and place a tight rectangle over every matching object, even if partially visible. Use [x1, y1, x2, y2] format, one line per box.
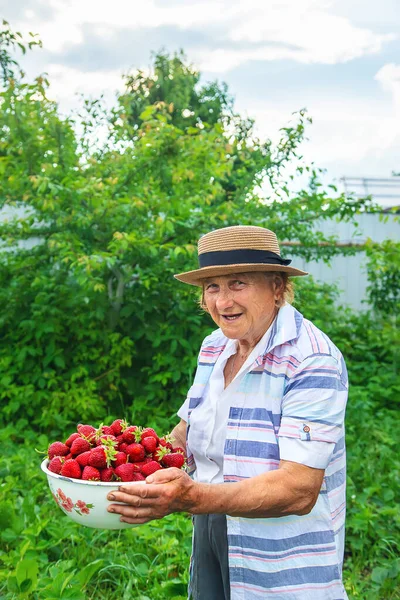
[174, 263, 308, 287]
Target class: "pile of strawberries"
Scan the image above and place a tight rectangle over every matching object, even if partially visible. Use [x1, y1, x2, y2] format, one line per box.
[46, 420, 185, 482]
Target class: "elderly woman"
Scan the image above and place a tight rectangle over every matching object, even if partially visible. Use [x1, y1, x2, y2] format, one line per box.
[108, 226, 349, 600]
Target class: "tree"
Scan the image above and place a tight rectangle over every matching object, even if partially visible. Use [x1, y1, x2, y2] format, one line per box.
[0, 25, 371, 428]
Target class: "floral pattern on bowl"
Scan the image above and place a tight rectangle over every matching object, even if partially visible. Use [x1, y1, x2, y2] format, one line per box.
[52, 487, 94, 516]
[42, 459, 140, 529]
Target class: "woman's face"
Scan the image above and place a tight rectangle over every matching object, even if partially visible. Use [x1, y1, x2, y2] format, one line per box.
[203, 272, 279, 345]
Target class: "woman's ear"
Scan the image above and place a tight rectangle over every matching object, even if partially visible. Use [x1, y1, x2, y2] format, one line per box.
[199, 288, 210, 313]
[272, 275, 285, 307]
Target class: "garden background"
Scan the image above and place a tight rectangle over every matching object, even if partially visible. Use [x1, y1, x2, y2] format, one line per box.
[0, 23, 399, 599]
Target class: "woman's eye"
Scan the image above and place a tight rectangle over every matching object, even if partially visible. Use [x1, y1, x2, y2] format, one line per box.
[205, 284, 218, 291]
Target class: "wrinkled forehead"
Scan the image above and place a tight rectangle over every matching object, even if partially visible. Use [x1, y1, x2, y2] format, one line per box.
[201, 272, 269, 286]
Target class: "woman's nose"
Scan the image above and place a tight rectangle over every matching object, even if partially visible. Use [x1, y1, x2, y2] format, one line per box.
[215, 288, 234, 310]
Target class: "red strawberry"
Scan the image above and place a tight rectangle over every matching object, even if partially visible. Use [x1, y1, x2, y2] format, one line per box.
[126, 443, 145, 463]
[114, 463, 135, 482]
[132, 472, 146, 481]
[153, 446, 168, 463]
[91, 444, 117, 468]
[122, 426, 139, 444]
[77, 424, 96, 437]
[112, 452, 128, 467]
[173, 447, 185, 455]
[162, 453, 185, 469]
[65, 453, 73, 460]
[132, 461, 146, 472]
[100, 467, 115, 482]
[82, 466, 100, 481]
[48, 442, 69, 460]
[158, 436, 174, 450]
[65, 432, 80, 447]
[48, 456, 65, 474]
[95, 434, 117, 447]
[76, 451, 91, 467]
[142, 436, 157, 454]
[70, 437, 91, 456]
[88, 447, 108, 468]
[119, 442, 128, 454]
[110, 419, 128, 436]
[60, 459, 82, 479]
[100, 425, 114, 436]
[141, 428, 159, 444]
[141, 461, 162, 477]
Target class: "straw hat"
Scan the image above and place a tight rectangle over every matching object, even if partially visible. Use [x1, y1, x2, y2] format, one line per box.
[174, 225, 308, 286]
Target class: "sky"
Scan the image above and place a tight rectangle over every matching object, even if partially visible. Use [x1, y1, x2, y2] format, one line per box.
[2, 0, 400, 204]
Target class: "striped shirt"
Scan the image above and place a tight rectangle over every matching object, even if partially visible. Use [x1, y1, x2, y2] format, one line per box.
[178, 322, 275, 484]
[182, 303, 349, 599]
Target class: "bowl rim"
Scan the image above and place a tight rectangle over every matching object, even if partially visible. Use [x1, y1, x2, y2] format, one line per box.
[41, 458, 145, 487]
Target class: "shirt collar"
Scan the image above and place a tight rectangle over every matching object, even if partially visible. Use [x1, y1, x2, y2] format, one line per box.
[250, 304, 303, 367]
[264, 303, 303, 355]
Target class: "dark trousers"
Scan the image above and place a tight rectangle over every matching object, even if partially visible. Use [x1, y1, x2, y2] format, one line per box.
[190, 514, 231, 600]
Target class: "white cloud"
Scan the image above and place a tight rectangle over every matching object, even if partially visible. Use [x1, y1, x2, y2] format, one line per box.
[375, 63, 400, 114]
[14, 0, 396, 71]
[228, 0, 396, 66]
[15, 0, 220, 52]
[242, 94, 399, 181]
[45, 64, 125, 114]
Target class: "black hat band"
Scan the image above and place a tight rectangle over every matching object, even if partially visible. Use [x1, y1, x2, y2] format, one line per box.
[198, 249, 292, 268]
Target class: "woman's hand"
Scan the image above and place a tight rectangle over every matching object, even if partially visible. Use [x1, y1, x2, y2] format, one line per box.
[107, 468, 197, 524]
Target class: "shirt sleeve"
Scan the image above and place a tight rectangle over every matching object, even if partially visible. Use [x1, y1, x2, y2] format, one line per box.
[177, 331, 216, 423]
[277, 352, 348, 469]
[177, 397, 190, 422]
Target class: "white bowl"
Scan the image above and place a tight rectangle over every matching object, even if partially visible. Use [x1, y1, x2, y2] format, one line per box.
[41, 459, 142, 529]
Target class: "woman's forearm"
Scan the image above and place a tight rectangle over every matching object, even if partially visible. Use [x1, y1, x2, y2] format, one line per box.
[190, 461, 323, 518]
[106, 460, 323, 524]
[170, 419, 187, 454]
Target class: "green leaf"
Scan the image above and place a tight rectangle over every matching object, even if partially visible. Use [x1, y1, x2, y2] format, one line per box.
[76, 559, 104, 588]
[15, 559, 38, 593]
[19, 578, 32, 592]
[371, 566, 391, 584]
[7, 575, 19, 593]
[139, 105, 156, 121]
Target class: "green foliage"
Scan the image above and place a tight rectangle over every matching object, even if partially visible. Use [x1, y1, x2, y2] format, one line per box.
[0, 24, 399, 599]
[365, 238, 400, 316]
[121, 49, 230, 131]
[0, 34, 372, 430]
[0, 20, 42, 83]
[345, 398, 400, 599]
[0, 425, 192, 599]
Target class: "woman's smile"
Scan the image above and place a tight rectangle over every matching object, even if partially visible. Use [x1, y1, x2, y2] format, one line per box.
[221, 313, 243, 322]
